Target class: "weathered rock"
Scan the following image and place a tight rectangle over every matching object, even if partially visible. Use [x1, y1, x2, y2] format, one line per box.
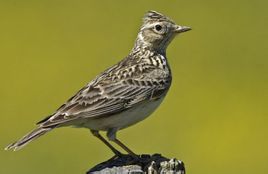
[87, 154, 185, 174]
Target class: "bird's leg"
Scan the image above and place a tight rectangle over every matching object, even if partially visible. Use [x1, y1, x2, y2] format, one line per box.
[107, 128, 138, 158]
[113, 138, 137, 156]
[90, 130, 122, 156]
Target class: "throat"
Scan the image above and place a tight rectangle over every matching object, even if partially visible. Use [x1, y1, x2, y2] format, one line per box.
[132, 34, 167, 55]
[131, 44, 166, 58]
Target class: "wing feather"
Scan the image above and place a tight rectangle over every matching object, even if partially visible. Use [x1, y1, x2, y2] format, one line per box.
[38, 69, 169, 128]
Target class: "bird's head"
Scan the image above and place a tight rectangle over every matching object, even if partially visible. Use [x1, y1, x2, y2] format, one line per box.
[134, 10, 191, 53]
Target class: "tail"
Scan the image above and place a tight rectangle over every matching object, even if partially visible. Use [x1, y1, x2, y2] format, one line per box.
[5, 127, 53, 151]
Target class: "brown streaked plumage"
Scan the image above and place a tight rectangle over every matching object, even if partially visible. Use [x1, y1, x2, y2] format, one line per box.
[5, 10, 191, 155]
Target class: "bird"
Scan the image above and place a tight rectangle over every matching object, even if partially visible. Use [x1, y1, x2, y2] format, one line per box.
[5, 10, 191, 156]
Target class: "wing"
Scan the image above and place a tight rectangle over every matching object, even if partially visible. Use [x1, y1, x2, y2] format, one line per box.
[37, 58, 171, 128]
[38, 78, 168, 128]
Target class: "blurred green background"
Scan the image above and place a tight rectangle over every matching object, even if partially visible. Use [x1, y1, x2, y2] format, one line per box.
[1, 0, 267, 173]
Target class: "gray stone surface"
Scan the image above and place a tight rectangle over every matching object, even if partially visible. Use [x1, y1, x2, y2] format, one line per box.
[87, 154, 185, 174]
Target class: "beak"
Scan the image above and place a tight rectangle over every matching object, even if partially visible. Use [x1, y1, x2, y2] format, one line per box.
[175, 25, 191, 33]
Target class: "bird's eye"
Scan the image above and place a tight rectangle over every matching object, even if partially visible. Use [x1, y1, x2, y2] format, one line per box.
[153, 24, 166, 34]
[155, 24, 162, 31]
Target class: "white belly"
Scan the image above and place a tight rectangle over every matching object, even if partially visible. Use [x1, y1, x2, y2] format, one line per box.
[80, 97, 164, 131]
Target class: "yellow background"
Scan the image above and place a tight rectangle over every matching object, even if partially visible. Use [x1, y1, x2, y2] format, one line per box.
[1, 0, 267, 174]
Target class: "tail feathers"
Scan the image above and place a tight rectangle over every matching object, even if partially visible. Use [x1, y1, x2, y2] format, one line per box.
[5, 127, 53, 151]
